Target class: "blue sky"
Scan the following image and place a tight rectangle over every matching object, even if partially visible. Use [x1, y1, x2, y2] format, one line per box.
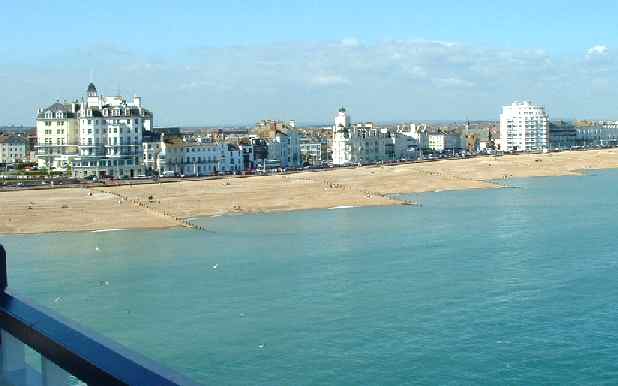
[2, 1, 618, 125]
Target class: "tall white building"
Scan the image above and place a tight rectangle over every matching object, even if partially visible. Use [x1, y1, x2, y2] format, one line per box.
[500, 101, 549, 152]
[72, 83, 152, 178]
[35, 83, 152, 177]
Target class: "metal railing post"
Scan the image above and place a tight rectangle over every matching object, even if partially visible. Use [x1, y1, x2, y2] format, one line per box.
[0, 244, 5, 291]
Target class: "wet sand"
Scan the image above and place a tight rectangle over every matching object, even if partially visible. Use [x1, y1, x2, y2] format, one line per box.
[2, 149, 618, 234]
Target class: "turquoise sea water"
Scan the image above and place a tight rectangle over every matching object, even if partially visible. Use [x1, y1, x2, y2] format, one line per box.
[3, 170, 618, 385]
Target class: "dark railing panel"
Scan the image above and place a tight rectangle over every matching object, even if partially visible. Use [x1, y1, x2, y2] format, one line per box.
[0, 244, 200, 386]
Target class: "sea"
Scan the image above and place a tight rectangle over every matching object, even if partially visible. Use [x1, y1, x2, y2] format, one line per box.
[3, 169, 618, 385]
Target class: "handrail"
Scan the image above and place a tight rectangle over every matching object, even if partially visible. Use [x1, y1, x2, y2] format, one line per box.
[0, 244, 200, 386]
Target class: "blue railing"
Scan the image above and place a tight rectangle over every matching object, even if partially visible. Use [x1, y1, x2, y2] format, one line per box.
[0, 244, 200, 386]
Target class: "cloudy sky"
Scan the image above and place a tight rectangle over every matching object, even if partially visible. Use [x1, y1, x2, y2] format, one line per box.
[2, 0, 618, 126]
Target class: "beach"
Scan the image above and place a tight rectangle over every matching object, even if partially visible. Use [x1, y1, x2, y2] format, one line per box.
[3, 149, 618, 234]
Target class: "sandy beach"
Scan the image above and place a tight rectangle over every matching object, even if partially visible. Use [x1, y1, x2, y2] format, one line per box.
[3, 149, 618, 234]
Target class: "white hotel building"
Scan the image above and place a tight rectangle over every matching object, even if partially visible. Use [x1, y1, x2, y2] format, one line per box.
[500, 101, 549, 152]
[36, 83, 152, 178]
[71, 83, 152, 178]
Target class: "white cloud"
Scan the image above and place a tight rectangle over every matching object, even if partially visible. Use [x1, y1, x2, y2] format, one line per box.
[5, 39, 618, 124]
[587, 45, 608, 57]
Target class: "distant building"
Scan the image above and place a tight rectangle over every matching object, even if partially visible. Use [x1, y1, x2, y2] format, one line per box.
[255, 121, 301, 169]
[142, 131, 164, 174]
[246, 138, 268, 170]
[464, 133, 480, 153]
[154, 137, 242, 176]
[332, 107, 416, 164]
[36, 83, 153, 178]
[300, 139, 328, 165]
[427, 133, 462, 152]
[334, 107, 350, 129]
[575, 125, 618, 146]
[72, 83, 152, 178]
[389, 131, 418, 160]
[548, 121, 577, 149]
[405, 124, 429, 149]
[332, 122, 388, 165]
[35, 101, 81, 171]
[0, 135, 27, 164]
[499, 101, 549, 152]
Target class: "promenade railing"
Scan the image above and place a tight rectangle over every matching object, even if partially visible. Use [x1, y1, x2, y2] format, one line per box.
[0, 244, 200, 386]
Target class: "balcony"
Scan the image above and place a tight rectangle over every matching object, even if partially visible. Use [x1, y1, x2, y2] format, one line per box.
[0, 244, 199, 386]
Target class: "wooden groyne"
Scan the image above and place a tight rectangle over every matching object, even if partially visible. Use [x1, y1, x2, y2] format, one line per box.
[88, 188, 208, 231]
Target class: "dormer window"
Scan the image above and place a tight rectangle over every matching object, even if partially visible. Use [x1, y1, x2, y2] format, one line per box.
[56, 111, 63, 119]
[45, 112, 52, 119]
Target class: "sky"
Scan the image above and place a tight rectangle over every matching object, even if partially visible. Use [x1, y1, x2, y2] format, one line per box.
[2, 0, 618, 126]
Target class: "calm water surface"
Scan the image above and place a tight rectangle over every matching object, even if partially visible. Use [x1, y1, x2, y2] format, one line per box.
[3, 170, 618, 385]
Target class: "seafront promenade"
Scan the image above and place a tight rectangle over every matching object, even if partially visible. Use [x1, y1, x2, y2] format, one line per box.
[2, 149, 618, 234]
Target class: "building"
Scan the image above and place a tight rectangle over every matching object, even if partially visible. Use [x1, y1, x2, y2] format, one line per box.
[548, 121, 577, 149]
[332, 107, 389, 165]
[464, 133, 480, 153]
[334, 107, 350, 129]
[333, 123, 389, 165]
[405, 124, 429, 149]
[35, 101, 81, 171]
[255, 122, 301, 169]
[142, 131, 164, 174]
[155, 137, 242, 177]
[300, 139, 328, 166]
[332, 108, 419, 164]
[71, 83, 152, 178]
[575, 122, 618, 147]
[388, 131, 418, 160]
[427, 132, 462, 152]
[0, 135, 27, 164]
[499, 101, 549, 152]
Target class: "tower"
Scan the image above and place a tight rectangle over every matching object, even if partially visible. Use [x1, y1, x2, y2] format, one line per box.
[334, 106, 350, 130]
[87, 82, 97, 97]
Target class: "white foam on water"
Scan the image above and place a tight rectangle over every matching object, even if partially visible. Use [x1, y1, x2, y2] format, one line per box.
[91, 228, 125, 233]
[328, 205, 357, 210]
